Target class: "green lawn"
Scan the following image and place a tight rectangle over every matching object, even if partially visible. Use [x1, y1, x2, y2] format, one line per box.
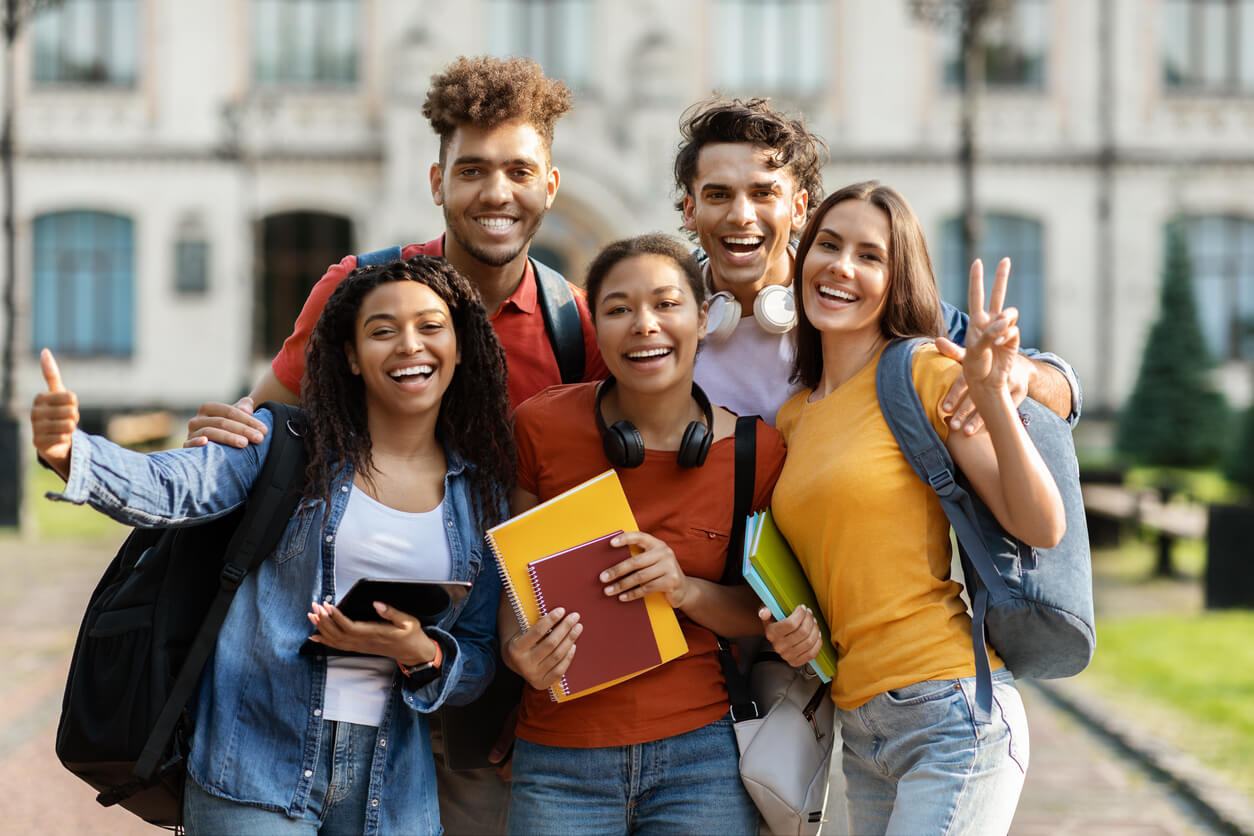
[19, 461, 128, 541]
[1082, 608, 1254, 799]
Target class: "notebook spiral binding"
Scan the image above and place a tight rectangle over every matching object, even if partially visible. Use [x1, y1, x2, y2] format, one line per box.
[527, 562, 572, 701]
[487, 537, 529, 635]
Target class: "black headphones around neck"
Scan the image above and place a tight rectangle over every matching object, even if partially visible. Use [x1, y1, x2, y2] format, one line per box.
[594, 377, 714, 469]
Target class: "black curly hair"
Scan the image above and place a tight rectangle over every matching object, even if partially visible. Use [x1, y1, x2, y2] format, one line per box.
[301, 256, 515, 531]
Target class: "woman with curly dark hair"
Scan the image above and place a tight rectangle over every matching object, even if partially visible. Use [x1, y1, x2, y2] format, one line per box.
[32, 255, 514, 834]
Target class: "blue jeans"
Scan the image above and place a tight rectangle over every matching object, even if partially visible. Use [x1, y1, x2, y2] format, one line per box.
[508, 714, 757, 836]
[184, 720, 381, 835]
[838, 669, 1028, 836]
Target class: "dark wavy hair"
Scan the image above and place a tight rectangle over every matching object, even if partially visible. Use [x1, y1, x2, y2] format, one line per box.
[791, 181, 944, 391]
[301, 256, 515, 530]
[583, 233, 706, 320]
[673, 96, 828, 227]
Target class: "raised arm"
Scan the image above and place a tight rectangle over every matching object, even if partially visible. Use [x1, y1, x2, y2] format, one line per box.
[946, 260, 1065, 548]
[936, 293, 1082, 433]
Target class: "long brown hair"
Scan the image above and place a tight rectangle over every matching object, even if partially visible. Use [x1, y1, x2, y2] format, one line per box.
[790, 181, 943, 390]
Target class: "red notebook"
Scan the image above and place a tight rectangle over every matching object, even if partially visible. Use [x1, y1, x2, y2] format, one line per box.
[526, 531, 664, 697]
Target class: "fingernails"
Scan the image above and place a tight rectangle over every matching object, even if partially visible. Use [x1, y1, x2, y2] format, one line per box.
[943, 401, 954, 411]
[551, 607, 565, 619]
[373, 600, 386, 613]
[599, 571, 609, 582]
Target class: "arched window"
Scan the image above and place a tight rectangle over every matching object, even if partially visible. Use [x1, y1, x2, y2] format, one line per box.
[32, 210, 134, 356]
[940, 213, 1045, 349]
[1182, 215, 1254, 361]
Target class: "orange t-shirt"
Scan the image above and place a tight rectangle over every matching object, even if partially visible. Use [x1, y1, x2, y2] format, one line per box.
[513, 383, 786, 747]
[270, 237, 607, 408]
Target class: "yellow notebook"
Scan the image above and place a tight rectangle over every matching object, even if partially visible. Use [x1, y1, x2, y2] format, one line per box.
[487, 470, 688, 702]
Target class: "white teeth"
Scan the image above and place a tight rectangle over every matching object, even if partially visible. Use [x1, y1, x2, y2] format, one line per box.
[477, 217, 515, 231]
[627, 348, 671, 359]
[818, 285, 857, 303]
[723, 236, 763, 246]
[389, 365, 434, 379]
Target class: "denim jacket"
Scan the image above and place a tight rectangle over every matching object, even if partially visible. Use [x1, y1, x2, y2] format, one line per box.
[53, 409, 501, 835]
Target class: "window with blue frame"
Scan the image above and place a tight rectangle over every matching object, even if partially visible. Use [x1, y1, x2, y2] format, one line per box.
[940, 213, 1045, 349]
[941, 0, 1049, 90]
[1163, 0, 1254, 93]
[253, 0, 358, 86]
[32, 0, 138, 86]
[1182, 215, 1254, 361]
[711, 0, 825, 97]
[486, 0, 592, 90]
[32, 211, 134, 357]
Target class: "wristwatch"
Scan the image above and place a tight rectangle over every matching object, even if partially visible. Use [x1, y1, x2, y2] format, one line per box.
[398, 642, 443, 688]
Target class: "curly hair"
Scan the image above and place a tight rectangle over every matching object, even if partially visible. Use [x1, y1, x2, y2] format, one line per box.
[301, 256, 515, 531]
[673, 97, 828, 223]
[791, 181, 943, 391]
[584, 234, 706, 320]
[423, 56, 573, 166]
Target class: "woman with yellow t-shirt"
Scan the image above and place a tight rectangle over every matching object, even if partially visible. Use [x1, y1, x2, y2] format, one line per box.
[767, 181, 1066, 836]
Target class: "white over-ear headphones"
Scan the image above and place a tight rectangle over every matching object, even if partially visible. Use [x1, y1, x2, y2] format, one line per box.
[703, 262, 798, 341]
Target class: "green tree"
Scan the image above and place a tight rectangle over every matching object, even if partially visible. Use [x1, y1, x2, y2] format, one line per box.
[1226, 402, 1254, 495]
[1116, 222, 1228, 468]
[1116, 222, 1228, 576]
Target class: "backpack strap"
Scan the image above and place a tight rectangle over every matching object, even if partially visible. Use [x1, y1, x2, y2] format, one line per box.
[355, 246, 404, 268]
[531, 257, 586, 384]
[131, 403, 308, 782]
[718, 415, 761, 721]
[874, 338, 1012, 725]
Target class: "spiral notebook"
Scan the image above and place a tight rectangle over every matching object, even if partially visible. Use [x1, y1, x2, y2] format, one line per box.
[742, 509, 838, 681]
[528, 532, 663, 697]
[486, 469, 688, 702]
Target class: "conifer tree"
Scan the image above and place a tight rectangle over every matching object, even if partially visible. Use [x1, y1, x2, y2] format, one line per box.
[1116, 222, 1228, 468]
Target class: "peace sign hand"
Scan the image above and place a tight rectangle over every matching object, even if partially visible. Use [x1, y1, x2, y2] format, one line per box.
[31, 348, 78, 480]
[961, 258, 1021, 400]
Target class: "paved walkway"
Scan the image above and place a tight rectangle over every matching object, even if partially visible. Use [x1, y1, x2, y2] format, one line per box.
[0, 536, 1240, 834]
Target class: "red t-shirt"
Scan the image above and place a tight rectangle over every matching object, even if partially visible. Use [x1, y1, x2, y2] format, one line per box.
[512, 382, 787, 748]
[270, 237, 607, 408]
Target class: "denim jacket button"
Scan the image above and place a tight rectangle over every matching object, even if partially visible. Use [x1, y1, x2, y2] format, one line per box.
[446, 520, 453, 528]
[325, 534, 333, 543]
[371, 799, 379, 807]
[379, 738, 387, 747]
[304, 769, 313, 778]
[313, 709, 322, 717]
[340, 485, 348, 492]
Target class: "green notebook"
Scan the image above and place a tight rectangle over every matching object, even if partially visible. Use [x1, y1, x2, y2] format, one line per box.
[742, 509, 838, 682]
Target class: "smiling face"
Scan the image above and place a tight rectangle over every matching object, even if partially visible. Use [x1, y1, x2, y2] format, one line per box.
[682, 142, 807, 305]
[593, 254, 708, 395]
[344, 281, 460, 420]
[430, 119, 559, 271]
[800, 199, 892, 342]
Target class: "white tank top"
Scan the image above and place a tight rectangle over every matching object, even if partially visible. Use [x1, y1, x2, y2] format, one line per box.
[322, 486, 452, 727]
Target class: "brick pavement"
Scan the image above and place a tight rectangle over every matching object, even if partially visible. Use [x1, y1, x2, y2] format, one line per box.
[0, 536, 1237, 835]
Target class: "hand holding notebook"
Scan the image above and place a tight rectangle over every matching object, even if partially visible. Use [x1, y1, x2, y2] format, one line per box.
[528, 531, 664, 696]
[488, 470, 688, 702]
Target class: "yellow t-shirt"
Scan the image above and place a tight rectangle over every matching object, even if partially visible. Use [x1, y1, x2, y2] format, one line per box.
[772, 342, 1003, 710]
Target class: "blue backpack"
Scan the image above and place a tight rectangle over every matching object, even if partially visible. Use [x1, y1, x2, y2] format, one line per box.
[875, 337, 1095, 723]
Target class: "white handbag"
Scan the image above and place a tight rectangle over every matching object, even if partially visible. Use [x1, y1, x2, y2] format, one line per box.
[724, 653, 835, 836]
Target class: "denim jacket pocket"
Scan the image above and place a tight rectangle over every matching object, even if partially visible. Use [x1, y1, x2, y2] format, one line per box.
[274, 500, 319, 565]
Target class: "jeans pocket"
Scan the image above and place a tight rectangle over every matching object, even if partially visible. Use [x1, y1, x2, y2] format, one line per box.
[883, 679, 964, 706]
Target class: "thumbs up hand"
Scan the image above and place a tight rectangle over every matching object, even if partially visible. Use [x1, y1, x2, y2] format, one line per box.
[32, 348, 78, 480]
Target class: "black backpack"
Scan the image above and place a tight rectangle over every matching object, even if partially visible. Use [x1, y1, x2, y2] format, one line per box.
[55, 402, 308, 828]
